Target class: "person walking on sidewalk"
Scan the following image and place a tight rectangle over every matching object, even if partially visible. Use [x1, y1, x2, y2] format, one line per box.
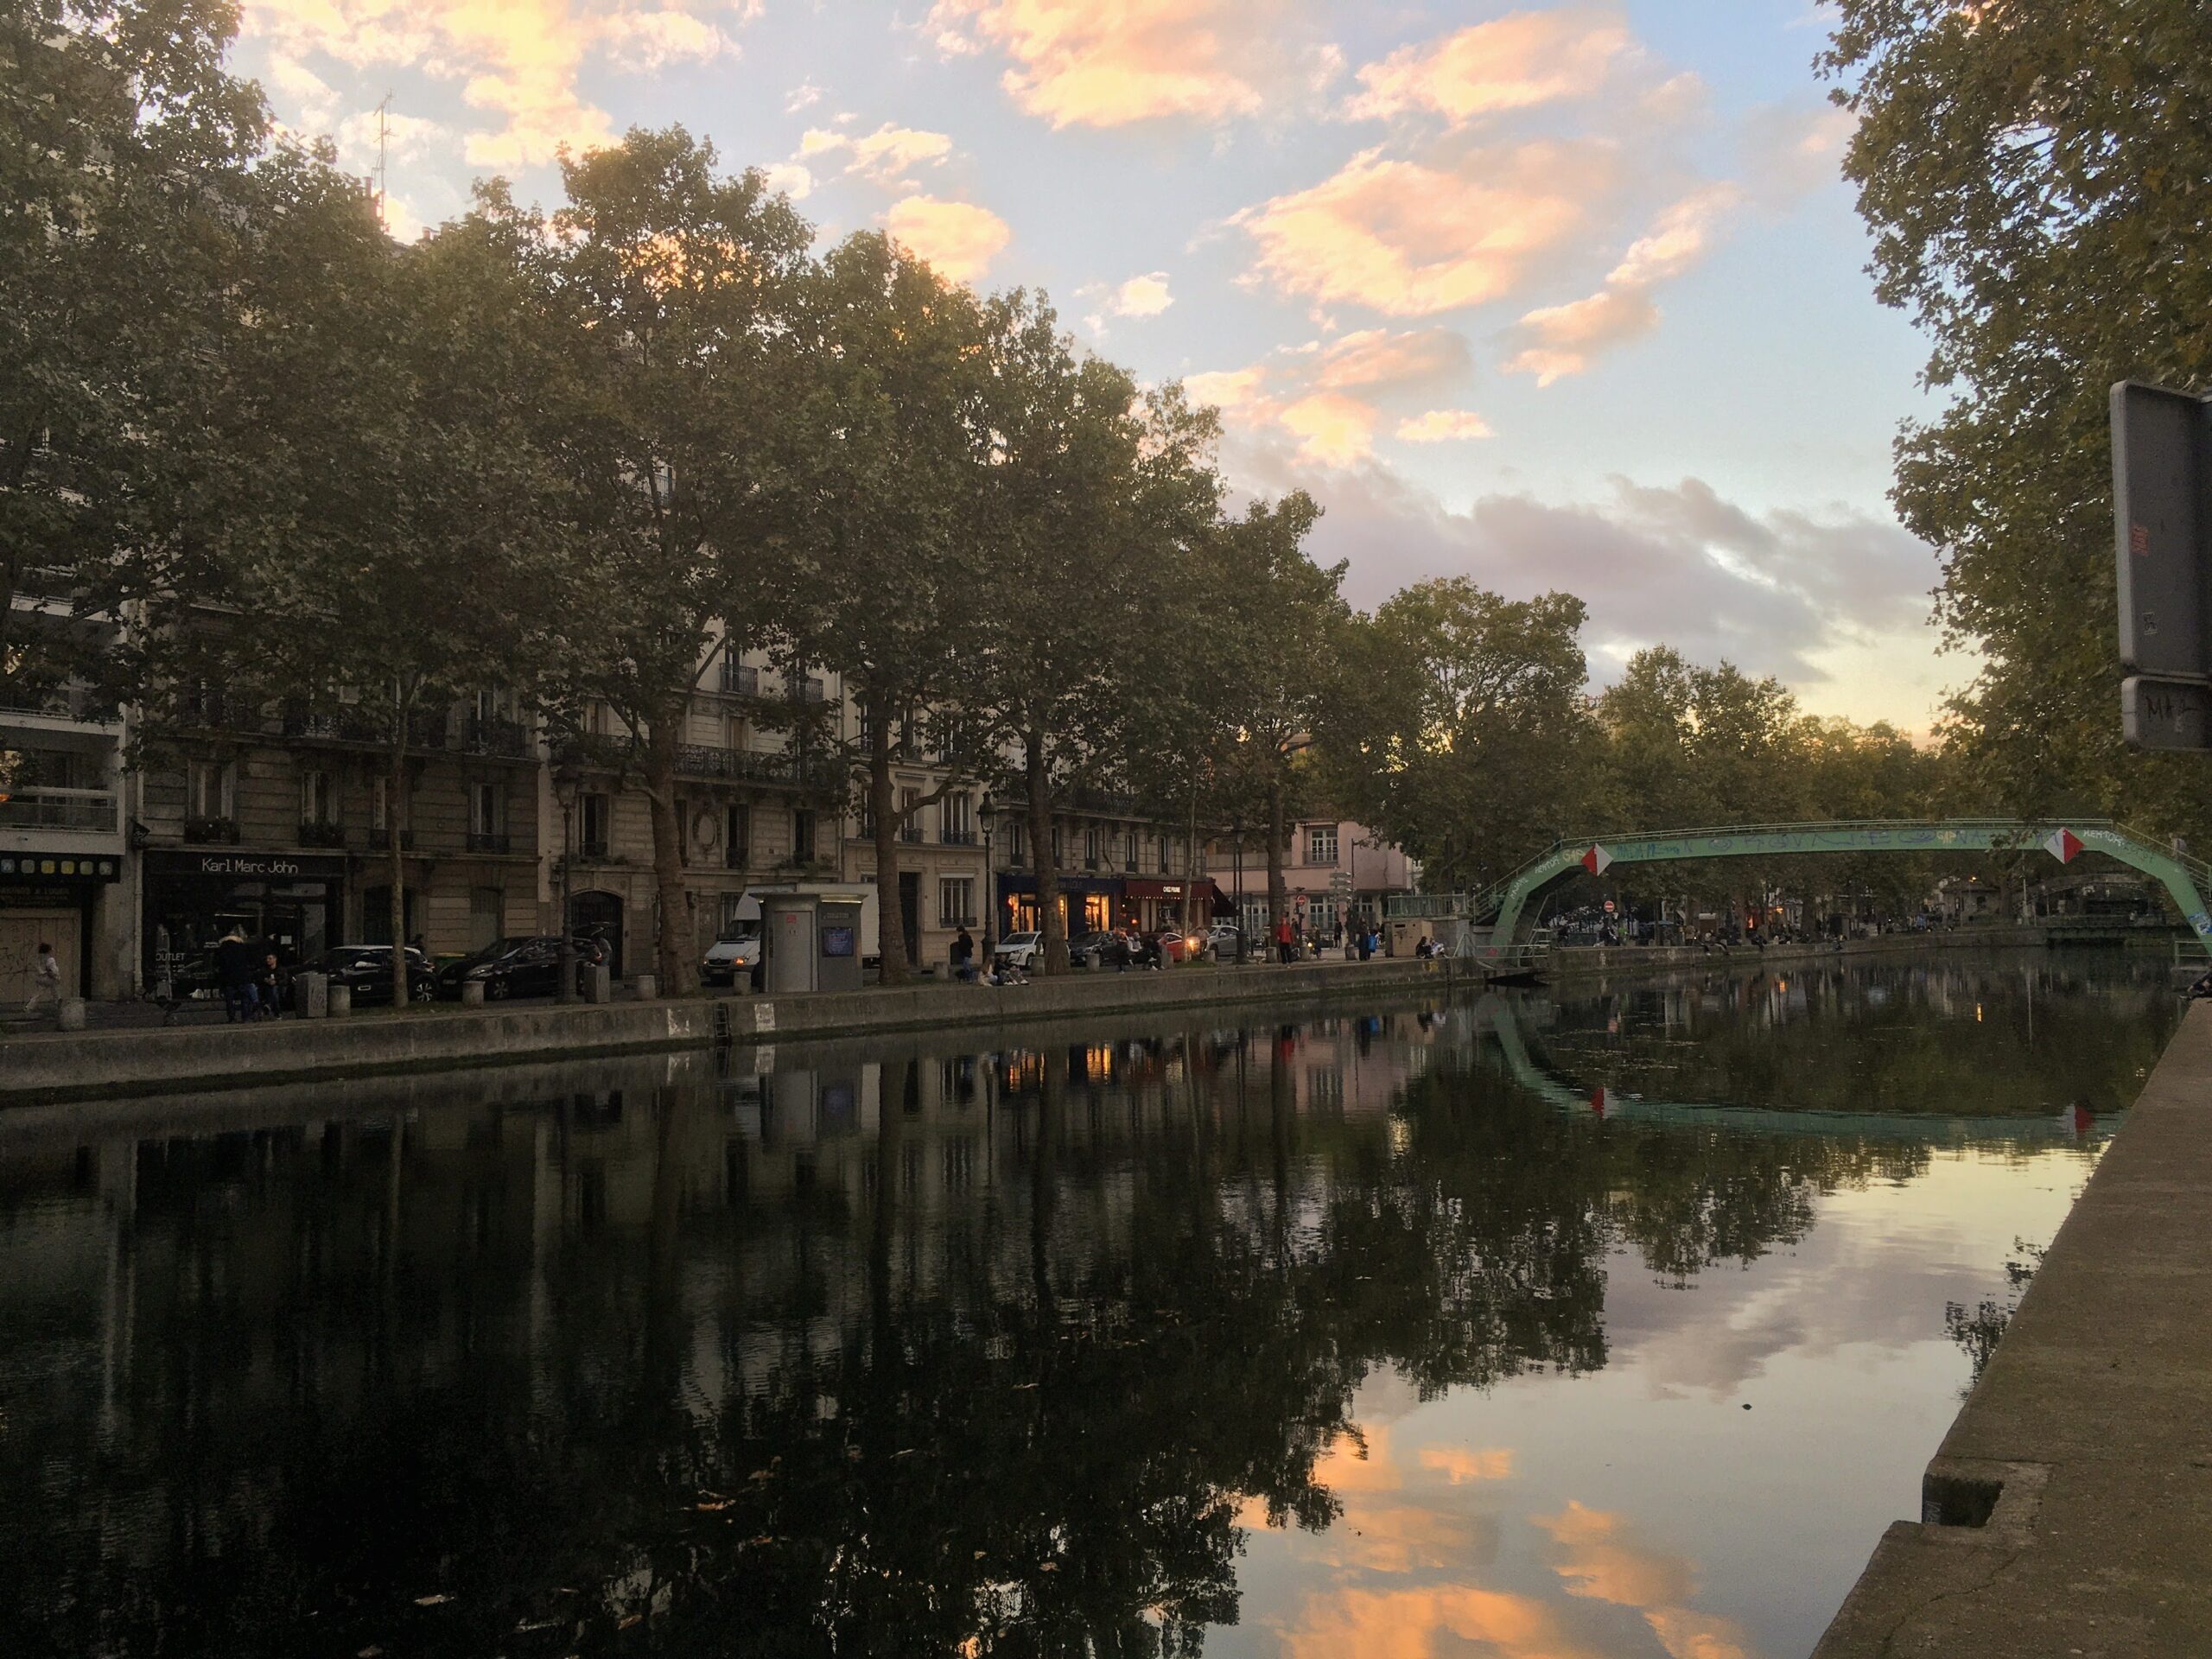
[25, 942, 62, 1020]
[1274, 917, 1295, 965]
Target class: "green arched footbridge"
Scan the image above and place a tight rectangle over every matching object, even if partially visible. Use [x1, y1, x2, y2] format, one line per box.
[1393, 819, 2212, 958]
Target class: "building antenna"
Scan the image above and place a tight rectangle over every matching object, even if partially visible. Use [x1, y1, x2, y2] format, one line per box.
[372, 92, 392, 230]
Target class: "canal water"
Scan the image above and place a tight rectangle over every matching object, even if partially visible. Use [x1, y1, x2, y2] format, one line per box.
[0, 950, 2179, 1658]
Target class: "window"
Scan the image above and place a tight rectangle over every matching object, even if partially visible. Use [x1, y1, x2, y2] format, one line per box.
[899, 786, 923, 843]
[581, 792, 611, 857]
[1084, 825, 1101, 867]
[719, 655, 758, 696]
[1125, 829, 1139, 870]
[1051, 824, 1064, 864]
[673, 794, 690, 866]
[1157, 835, 1172, 874]
[725, 803, 750, 869]
[793, 808, 817, 864]
[943, 792, 973, 842]
[1003, 820, 1027, 867]
[724, 713, 749, 750]
[471, 782, 500, 836]
[1307, 825, 1339, 865]
[299, 769, 333, 824]
[371, 775, 390, 833]
[939, 876, 976, 926]
[187, 759, 233, 821]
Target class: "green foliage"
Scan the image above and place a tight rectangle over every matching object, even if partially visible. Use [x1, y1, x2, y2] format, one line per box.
[1821, 0, 2212, 842]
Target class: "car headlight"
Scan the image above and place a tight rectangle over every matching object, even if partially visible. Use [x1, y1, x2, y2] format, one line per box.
[464, 965, 495, 980]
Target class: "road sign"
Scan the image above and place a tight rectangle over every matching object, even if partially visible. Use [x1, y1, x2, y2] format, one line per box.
[2113, 381, 2212, 750]
[1603, 899, 1616, 913]
[2122, 676, 2212, 749]
[1581, 844, 1612, 875]
[1328, 869, 1353, 895]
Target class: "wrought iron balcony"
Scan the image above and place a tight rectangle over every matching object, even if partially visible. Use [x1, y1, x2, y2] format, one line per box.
[461, 714, 529, 757]
[182, 814, 238, 843]
[717, 662, 760, 696]
[366, 827, 415, 851]
[899, 824, 925, 845]
[550, 733, 633, 771]
[725, 843, 751, 870]
[467, 830, 513, 855]
[283, 704, 385, 743]
[940, 828, 977, 845]
[674, 743, 846, 791]
[298, 820, 347, 849]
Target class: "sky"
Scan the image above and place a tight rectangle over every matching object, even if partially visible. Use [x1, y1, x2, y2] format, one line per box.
[227, 0, 1961, 731]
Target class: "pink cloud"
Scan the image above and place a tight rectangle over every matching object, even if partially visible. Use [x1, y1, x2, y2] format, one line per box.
[1236, 143, 1615, 316]
[926, 0, 1331, 128]
[1396, 409, 1493, 442]
[880, 194, 1011, 281]
[1348, 3, 1632, 125]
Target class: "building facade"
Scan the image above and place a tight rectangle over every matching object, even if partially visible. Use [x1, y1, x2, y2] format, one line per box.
[1, 573, 130, 1000]
[1211, 817, 1420, 942]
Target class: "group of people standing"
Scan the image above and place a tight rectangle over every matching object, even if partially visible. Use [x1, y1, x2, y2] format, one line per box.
[213, 928, 290, 1022]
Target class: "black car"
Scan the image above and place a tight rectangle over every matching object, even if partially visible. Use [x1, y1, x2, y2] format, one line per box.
[1066, 930, 1133, 969]
[317, 944, 436, 1005]
[435, 935, 604, 1001]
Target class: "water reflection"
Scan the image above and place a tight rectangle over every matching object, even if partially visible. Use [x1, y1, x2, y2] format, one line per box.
[0, 951, 2177, 1657]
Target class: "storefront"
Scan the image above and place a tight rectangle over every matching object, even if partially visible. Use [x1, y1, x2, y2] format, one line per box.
[143, 849, 347, 989]
[0, 849, 122, 1000]
[996, 874, 1123, 938]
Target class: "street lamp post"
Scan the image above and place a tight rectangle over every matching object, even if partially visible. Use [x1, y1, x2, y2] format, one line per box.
[554, 757, 581, 1002]
[1231, 813, 1245, 964]
[977, 789, 998, 970]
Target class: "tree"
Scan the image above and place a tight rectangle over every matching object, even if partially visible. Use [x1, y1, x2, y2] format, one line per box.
[1, 0, 267, 695]
[539, 128, 814, 995]
[1821, 1, 2212, 842]
[1205, 497, 1347, 938]
[776, 232, 990, 982]
[969, 301, 1220, 972]
[220, 171, 579, 1006]
[1319, 581, 1593, 894]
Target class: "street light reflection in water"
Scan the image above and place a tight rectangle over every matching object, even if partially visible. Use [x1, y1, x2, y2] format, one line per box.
[0, 950, 2178, 1658]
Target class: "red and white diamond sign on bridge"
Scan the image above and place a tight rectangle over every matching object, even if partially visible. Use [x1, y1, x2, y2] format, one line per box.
[1582, 844, 1613, 876]
[2044, 827, 2083, 865]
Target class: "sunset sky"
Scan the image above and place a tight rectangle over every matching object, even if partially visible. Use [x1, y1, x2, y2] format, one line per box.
[229, 1, 1956, 728]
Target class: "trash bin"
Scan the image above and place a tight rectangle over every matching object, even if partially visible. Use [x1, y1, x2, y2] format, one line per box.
[328, 984, 353, 1017]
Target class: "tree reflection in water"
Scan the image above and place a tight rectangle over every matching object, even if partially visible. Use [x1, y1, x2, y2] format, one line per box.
[0, 953, 2171, 1656]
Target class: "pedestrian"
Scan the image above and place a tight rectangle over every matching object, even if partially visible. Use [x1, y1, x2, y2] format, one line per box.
[1275, 916, 1295, 964]
[1357, 927, 1372, 963]
[25, 942, 63, 1020]
[215, 927, 257, 1022]
[951, 925, 977, 982]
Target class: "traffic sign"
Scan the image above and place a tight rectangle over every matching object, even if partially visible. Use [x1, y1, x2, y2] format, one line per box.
[2113, 380, 2212, 749]
[1603, 899, 1616, 913]
[2122, 676, 2212, 750]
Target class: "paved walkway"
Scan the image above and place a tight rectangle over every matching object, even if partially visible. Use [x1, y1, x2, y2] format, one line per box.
[1814, 1000, 2212, 1657]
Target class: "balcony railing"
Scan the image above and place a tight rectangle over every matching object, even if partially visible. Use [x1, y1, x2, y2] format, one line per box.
[899, 824, 925, 845]
[283, 704, 386, 743]
[461, 714, 529, 757]
[674, 743, 845, 791]
[182, 815, 238, 844]
[467, 830, 513, 855]
[717, 663, 760, 696]
[366, 827, 415, 851]
[298, 820, 347, 849]
[940, 828, 976, 845]
[0, 788, 120, 832]
[580, 837, 611, 861]
[725, 843, 750, 870]
[550, 734, 633, 771]
[0, 683, 120, 725]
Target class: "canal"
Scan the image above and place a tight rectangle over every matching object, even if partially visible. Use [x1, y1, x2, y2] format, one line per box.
[0, 950, 2179, 1658]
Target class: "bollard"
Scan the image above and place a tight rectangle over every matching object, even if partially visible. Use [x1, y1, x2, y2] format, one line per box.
[327, 983, 353, 1018]
[460, 981, 486, 1007]
[633, 972, 658, 1001]
[583, 963, 612, 1004]
[292, 971, 328, 1020]
[56, 996, 86, 1032]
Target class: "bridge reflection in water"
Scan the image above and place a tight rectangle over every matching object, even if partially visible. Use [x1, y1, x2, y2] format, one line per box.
[0, 950, 2177, 1659]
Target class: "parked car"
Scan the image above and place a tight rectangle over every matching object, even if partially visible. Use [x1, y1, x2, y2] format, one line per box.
[1148, 926, 1201, 963]
[1066, 930, 1132, 969]
[316, 944, 436, 1005]
[435, 935, 603, 1001]
[994, 930, 1043, 970]
[701, 931, 762, 988]
[1208, 924, 1246, 960]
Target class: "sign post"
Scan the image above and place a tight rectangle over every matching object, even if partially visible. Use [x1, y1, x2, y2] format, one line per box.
[2113, 380, 2212, 748]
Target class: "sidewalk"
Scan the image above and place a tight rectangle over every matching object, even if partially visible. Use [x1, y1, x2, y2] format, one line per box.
[1813, 1000, 2212, 1656]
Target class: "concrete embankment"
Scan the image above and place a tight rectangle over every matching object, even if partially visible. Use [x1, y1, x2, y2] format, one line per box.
[0, 957, 1459, 1107]
[1814, 1000, 2212, 1657]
